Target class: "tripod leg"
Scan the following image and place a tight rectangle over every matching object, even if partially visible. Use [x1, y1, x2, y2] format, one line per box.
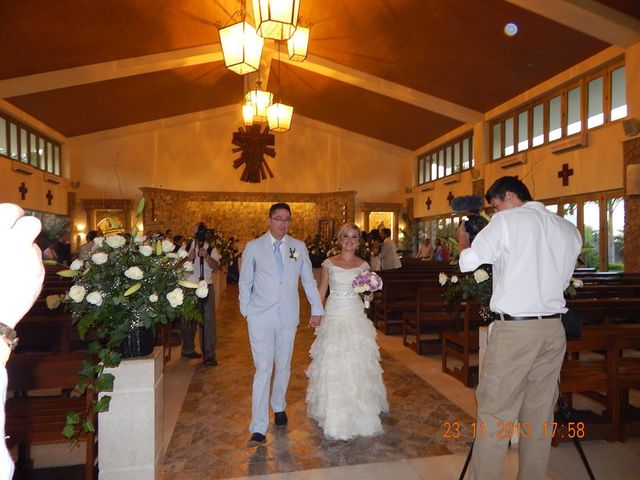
[571, 437, 596, 480]
[459, 443, 473, 480]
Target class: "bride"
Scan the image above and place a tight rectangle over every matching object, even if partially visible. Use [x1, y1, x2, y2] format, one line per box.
[306, 223, 388, 441]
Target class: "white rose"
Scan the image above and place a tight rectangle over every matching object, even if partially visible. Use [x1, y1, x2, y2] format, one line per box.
[69, 285, 86, 303]
[451, 275, 459, 284]
[166, 252, 178, 259]
[177, 248, 188, 259]
[149, 293, 158, 303]
[572, 278, 584, 288]
[86, 291, 103, 306]
[438, 272, 448, 286]
[105, 235, 126, 249]
[124, 266, 144, 280]
[474, 268, 490, 283]
[134, 234, 146, 244]
[183, 262, 194, 272]
[162, 240, 174, 253]
[94, 237, 104, 247]
[139, 245, 153, 257]
[70, 259, 84, 271]
[91, 252, 108, 265]
[196, 280, 209, 299]
[166, 288, 184, 308]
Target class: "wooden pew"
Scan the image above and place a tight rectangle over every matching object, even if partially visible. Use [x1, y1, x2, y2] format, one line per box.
[441, 300, 485, 387]
[403, 287, 458, 354]
[6, 352, 97, 479]
[615, 326, 640, 441]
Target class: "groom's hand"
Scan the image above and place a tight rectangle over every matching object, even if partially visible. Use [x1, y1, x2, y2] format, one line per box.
[309, 315, 322, 328]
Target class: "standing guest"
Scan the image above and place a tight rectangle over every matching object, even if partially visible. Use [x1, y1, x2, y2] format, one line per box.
[78, 230, 100, 261]
[379, 228, 401, 270]
[306, 223, 388, 440]
[368, 229, 382, 272]
[0, 203, 45, 479]
[182, 224, 220, 366]
[239, 203, 323, 447]
[457, 176, 581, 480]
[433, 238, 449, 261]
[416, 238, 433, 260]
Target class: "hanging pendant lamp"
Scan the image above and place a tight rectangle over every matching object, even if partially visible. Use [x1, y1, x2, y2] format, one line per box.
[287, 25, 309, 62]
[252, 0, 300, 40]
[245, 81, 273, 123]
[219, 21, 264, 75]
[267, 102, 294, 132]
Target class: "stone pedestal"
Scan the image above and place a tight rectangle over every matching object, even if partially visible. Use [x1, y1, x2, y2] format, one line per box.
[98, 347, 164, 480]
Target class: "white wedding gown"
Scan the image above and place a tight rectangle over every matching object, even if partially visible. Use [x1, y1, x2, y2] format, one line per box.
[306, 259, 389, 441]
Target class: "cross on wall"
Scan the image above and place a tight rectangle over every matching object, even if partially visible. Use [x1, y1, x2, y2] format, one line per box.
[18, 182, 28, 200]
[447, 192, 455, 206]
[557, 163, 574, 186]
[425, 197, 432, 210]
[46, 190, 54, 206]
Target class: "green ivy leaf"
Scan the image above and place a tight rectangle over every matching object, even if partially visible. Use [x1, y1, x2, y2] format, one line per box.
[66, 411, 81, 425]
[93, 395, 112, 413]
[96, 373, 115, 392]
[79, 360, 95, 378]
[62, 424, 77, 439]
[81, 419, 96, 433]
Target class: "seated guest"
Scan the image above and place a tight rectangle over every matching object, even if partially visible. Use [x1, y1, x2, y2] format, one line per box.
[416, 238, 432, 259]
[78, 230, 100, 260]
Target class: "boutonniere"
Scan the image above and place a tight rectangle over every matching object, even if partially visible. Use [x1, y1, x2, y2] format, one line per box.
[289, 248, 299, 260]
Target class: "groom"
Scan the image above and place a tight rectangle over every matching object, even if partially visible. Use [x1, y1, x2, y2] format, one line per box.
[239, 203, 324, 447]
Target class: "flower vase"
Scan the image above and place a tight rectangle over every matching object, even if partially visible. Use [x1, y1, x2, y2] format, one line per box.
[119, 327, 155, 358]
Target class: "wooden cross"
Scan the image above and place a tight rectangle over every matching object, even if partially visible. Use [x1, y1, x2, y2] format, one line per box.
[557, 163, 574, 187]
[46, 190, 54, 206]
[18, 182, 28, 200]
[425, 197, 432, 210]
[447, 191, 455, 206]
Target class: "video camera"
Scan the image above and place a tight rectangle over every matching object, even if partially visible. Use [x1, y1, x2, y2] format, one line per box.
[194, 222, 214, 246]
[451, 195, 489, 244]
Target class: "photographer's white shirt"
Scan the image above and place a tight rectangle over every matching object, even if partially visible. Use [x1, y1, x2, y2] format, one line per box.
[459, 201, 582, 316]
[186, 241, 220, 285]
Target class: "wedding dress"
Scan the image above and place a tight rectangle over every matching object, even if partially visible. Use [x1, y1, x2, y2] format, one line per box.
[306, 259, 388, 440]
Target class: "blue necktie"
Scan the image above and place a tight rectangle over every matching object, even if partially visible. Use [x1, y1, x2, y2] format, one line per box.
[274, 240, 284, 276]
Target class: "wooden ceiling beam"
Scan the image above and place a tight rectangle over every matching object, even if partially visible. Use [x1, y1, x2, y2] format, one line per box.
[0, 44, 224, 99]
[506, 0, 640, 47]
[262, 45, 482, 125]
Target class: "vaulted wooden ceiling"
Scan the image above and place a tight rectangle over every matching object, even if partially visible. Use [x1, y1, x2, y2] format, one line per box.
[1, 0, 639, 150]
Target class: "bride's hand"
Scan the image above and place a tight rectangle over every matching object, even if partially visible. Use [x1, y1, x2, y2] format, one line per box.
[309, 315, 322, 328]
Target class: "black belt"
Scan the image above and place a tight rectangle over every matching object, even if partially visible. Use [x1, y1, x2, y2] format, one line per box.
[495, 313, 561, 321]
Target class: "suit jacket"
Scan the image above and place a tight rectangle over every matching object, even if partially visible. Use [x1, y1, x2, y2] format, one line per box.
[380, 237, 402, 270]
[238, 233, 323, 328]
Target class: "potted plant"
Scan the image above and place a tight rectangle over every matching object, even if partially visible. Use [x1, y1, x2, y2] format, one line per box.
[53, 199, 204, 439]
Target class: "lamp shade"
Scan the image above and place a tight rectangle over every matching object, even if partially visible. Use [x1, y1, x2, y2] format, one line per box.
[242, 102, 255, 125]
[252, 0, 299, 40]
[287, 25, 309, 62]
[267, 102, 294, 132]
[245, 87, 273, 122]
[219, 21, 264, 75]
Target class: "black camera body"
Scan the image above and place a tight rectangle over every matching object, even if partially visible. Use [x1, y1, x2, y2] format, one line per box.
[451, 196, 489, 245]
[194, 222, 213, 245]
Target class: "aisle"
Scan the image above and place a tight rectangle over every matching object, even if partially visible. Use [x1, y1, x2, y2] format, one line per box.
[162, 285, 473, 479]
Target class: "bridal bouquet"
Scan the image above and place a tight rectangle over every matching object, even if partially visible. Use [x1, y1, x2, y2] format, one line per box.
[352, 271, 383, 308]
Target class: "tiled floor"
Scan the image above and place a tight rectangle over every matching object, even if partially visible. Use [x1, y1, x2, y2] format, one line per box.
[161, 284, 640, 479]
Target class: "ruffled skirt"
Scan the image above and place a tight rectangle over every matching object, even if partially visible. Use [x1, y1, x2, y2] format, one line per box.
[306, 296, 389, 440]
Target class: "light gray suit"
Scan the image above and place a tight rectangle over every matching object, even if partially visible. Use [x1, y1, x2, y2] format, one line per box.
[239, 232, 323, 434]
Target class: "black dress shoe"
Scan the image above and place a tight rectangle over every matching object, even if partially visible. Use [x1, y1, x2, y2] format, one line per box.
[203, 357, 218, 366]
[274, 411, 288, 427]
[181, 351, 201, 359]
[246, 432, 267, 447]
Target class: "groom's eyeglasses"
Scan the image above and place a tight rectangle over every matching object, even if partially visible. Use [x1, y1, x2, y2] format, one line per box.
[271, 216, 291, 223]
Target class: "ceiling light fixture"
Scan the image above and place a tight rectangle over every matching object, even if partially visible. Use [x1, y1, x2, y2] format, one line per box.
[245, 80, 273, 123]
[218, 1, 264, 75]
[267, 42, 294, 132]
[287, 24, 309, 62]
[252, 0, 300, 40]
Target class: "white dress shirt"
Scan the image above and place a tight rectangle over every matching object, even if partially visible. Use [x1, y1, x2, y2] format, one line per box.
[459, 201, 582, 316]
[186, 241, 220, 285]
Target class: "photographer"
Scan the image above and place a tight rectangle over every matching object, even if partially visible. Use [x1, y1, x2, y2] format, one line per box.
[182, 222, 220, 366]
[457, 176, 582, 479]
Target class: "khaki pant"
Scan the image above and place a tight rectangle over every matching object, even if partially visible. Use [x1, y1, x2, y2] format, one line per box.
[471, 317, 566, 480]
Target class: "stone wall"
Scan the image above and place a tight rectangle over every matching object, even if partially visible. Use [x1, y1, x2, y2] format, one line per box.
[624, 137, 640, 272]
[140, 188, 356, 242]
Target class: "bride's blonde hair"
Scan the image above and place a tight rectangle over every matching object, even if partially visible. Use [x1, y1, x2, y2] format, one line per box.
[337, 223, 361, 240]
